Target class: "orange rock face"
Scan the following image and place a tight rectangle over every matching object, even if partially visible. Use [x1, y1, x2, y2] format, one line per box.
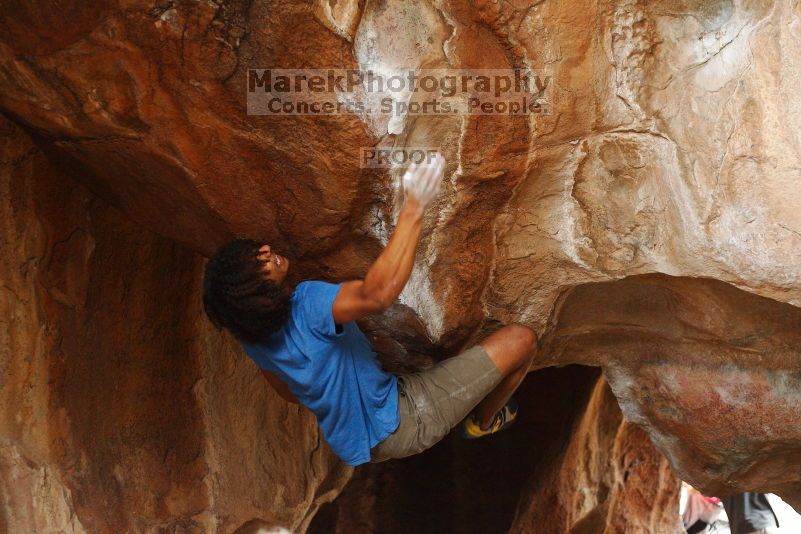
[0, 117, 348, 532]
[1, 0, 800, 531]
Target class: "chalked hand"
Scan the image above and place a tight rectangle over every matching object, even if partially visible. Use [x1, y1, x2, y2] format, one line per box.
[402, 152, 445, 208]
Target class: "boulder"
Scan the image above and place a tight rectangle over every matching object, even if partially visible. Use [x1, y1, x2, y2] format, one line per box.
[0, 116, 347, 533]
[1, 0, 800, 529]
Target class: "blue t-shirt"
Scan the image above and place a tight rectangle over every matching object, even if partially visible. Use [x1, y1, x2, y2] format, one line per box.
[242, 280, 399, 466]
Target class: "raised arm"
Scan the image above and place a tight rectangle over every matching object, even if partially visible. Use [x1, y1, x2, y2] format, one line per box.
[332, 153, 445, 324]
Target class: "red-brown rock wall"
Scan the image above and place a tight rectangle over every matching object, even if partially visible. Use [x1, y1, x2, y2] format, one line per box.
[1, 0, 800, 529]
[511, 377, 681, 534]
[0, 116, 347, 533]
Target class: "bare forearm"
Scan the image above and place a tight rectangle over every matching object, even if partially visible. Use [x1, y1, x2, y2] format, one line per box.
[332, 153, 443, 320]
[362, 199, 424, 306]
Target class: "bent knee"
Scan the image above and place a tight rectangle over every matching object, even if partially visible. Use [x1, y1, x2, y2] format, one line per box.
[504, 323, 538, 354]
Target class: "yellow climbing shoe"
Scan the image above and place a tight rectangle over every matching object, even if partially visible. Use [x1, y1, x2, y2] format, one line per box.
[461, 399, 519, 440]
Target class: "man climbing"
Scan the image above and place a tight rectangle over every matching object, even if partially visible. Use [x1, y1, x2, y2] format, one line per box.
[202, 153, 538, 466]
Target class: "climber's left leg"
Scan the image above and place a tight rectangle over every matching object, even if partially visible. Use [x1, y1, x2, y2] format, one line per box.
[471, 324, 538, 429]
[370, 344, 503, 462]
[369, 324, 537, 462]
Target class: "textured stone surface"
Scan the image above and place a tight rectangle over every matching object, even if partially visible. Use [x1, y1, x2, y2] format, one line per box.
[0, 117, 347, 532]
[1, 0, 801, 529]
[542, 274, 801, 510]
[511, 377, 681, 534]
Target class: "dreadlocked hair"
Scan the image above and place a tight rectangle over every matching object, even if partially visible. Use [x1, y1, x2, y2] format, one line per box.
[203, 239, 291, 343]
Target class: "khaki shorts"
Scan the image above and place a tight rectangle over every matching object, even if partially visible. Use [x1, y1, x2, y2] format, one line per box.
[370, 345, 502, 462]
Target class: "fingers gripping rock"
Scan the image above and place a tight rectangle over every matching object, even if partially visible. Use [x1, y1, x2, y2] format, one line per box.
[402, 153, 445, 207]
